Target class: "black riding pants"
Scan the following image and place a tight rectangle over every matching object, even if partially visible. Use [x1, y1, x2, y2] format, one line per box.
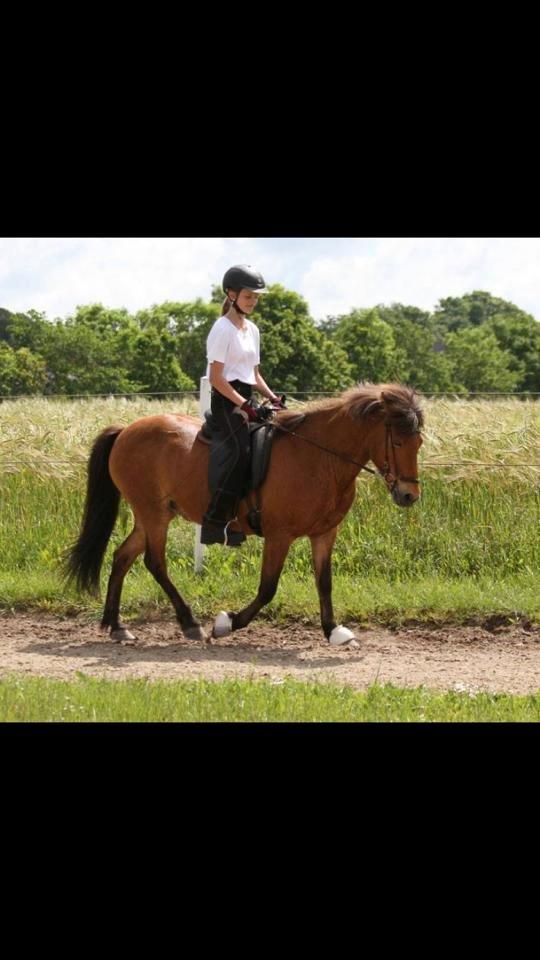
[203, 380, 252, 526]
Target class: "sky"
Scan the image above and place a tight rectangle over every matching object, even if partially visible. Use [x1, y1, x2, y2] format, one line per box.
[1, 237, 539, 322]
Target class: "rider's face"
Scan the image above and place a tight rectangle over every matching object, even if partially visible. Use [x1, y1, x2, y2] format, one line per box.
[230, 289, 260, 313]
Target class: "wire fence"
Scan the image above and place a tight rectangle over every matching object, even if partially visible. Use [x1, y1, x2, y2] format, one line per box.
[2, 390, 540, 401]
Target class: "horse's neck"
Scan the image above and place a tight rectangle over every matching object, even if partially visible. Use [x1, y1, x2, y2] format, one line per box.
[306, 408, 371, 472]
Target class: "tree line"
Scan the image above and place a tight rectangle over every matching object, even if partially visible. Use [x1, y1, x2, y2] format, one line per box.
[1, 288, 539, 397]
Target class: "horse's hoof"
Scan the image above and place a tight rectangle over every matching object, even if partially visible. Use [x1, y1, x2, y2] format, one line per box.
[213, 611, 233, 638]
[329, 625, 357, 646]
[111, 627, 136, 643]
[184, 625, 207, 642]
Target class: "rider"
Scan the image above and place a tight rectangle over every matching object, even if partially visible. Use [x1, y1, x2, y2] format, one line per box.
[201, 264, 285, 547]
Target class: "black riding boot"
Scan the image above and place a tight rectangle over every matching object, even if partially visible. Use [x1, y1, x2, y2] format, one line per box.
[201, 381, 251, 547]
[200, 519, 246, 547]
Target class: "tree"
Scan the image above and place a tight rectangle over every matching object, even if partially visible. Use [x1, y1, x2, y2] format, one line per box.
[136, 300, 221, 386]
[0, 308, 12, 342]
[434, 291, 526, 333]
[0, 343, 47, 395]
[254, 285, 353, 393]
[0, 342, 17, 393]
[2, 309, 50, 352]
[128, 327, 195, 393]
[485, 311, 540, 392]
[317, 315, 342, 338]
[445, 327, 521, 393]
[66, 303, 135, 336]
[375, 303, 457, 392]
[39, 321, 138, 395]
[332, 308, 402, 383]
[433, 292, 540, 392]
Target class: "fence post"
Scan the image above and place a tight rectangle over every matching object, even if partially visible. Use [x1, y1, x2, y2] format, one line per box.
[194, 375, 211, 573]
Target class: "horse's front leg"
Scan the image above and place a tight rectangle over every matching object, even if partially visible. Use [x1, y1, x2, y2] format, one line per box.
[212, 535, 292, 638]
[310, 527, 357, 646]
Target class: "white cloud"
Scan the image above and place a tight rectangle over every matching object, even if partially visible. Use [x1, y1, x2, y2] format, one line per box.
[0, 237, 257, 318]
[1, 237, 539, 322]
[300, 238, 540, 320]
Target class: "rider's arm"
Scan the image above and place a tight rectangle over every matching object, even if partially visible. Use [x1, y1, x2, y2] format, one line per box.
[254, 366, 278, 401]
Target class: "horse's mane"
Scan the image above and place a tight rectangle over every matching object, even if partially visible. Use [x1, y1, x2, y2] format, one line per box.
[279, 383, 424, 434]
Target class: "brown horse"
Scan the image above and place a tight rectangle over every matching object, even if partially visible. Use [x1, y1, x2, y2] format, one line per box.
[65, 383, 424, 645]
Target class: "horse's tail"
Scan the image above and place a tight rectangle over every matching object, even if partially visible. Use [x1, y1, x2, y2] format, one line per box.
[63, 425, 124, 594]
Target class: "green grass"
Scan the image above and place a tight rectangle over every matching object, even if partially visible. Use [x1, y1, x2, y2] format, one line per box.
[1, 396, 539, 624]
[1, 675, 540, 721]
[0, 567, 538, 626]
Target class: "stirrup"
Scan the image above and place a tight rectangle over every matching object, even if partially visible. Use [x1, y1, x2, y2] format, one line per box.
[200, 522, 228, 545]
[224, 519, 246, 547]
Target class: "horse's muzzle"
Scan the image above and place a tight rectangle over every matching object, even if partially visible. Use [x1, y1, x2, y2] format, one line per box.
[392, 487, 420, 507]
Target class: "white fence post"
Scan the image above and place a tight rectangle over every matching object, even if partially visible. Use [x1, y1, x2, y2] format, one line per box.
[194, 375, 211, 573]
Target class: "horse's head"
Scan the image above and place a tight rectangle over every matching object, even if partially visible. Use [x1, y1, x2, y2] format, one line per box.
[372, 386, 423, 507]
[341, 383, 424, 507]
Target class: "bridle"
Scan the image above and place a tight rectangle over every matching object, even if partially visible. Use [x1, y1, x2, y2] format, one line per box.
[380, 422, 421, 492]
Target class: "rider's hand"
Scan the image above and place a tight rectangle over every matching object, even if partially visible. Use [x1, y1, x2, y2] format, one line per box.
[233, 400, 265, 423]
[270, 394, 287, 410]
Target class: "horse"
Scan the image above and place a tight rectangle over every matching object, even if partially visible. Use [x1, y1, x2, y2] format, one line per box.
[64, 383, 424, 646]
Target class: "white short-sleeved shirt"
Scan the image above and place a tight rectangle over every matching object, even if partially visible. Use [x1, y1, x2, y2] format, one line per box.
[206, 315, 260, 384]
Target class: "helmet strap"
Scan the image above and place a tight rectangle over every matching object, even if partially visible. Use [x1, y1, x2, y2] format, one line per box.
[230, 294, 246, 316]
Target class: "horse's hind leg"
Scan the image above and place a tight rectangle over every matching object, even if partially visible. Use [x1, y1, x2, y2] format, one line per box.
[212, 535, 291, 638]
[101, 523, 146, 642]
[144, 521, 206, 641]
[310, 527, 357, 646]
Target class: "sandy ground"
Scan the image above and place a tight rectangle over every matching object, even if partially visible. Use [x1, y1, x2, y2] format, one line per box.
[1, 612, 540, 694]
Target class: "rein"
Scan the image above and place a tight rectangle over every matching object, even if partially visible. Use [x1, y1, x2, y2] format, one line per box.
[272, 418, 421, 489]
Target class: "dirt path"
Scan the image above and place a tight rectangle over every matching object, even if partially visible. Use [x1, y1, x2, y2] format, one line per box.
[1, 613, 540, 694]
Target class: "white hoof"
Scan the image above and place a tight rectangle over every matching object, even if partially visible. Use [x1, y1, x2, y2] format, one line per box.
[213, 611, 233, 639]
[111, 627, 136, 643]
[329, 625, 356, 646]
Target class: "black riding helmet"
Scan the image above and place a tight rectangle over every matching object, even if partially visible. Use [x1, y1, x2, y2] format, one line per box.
[222, 264, 268, 296]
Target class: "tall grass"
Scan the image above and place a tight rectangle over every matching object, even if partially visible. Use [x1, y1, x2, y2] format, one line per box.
[1, 396, 539, 622]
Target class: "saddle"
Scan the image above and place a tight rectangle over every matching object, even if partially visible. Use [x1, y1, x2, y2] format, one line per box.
[196, 410, 306, 535]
